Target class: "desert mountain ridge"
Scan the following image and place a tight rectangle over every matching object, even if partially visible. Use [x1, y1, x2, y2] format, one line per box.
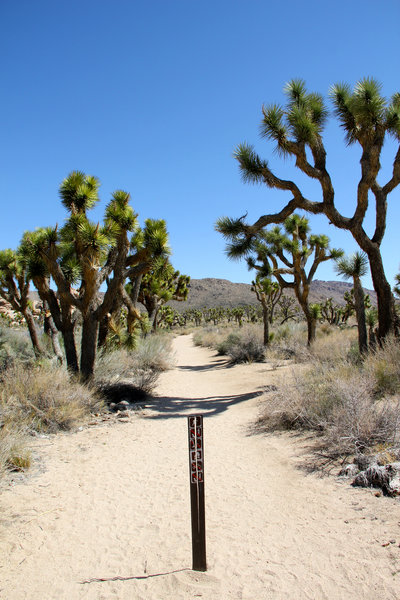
[0, 278, 376, 322]
[169, 277, 377, 311]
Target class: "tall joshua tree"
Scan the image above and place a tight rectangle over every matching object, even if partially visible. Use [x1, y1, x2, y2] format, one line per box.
[21, 171, 170, 380]
[216, 78, 400, 341]
[335, 252, 369, 354]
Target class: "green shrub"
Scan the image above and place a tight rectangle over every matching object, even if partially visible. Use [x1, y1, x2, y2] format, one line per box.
[217, 332, 241, 356]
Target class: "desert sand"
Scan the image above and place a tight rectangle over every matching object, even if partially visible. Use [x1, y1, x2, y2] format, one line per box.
[0, 334, 399, 599]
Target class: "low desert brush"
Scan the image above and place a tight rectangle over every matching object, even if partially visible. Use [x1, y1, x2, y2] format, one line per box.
[95, 334, 174, 400]
[0, 364, 102, 434]
[0, 425, 31, 478]
[193, 326, 226, 350]
[225, 327, 265, 364]
[363, 336, 400, 397]
[0, 325, 36, 372]
[258, 339, 400, 458]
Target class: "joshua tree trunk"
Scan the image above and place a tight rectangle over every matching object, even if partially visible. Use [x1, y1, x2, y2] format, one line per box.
[353, 278, 368, 354]
[23, 309, 44, 358]
[366, 246, 398, 341]
[262, 305, 270, 346]
[306, 314, 316, 346]
[43, 302, 63, 364]
[80, 313, 99, 381]
[34, 282, 78, 373]
[63, 323, 79, 373]
[60, 303, 79, 374]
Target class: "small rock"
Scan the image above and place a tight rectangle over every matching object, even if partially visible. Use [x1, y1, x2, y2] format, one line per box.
[117, 412, 129, 419]
[116, 400, 130, 411]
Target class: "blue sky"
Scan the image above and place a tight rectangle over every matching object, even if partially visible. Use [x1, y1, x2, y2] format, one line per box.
[1, 0, 399, 290]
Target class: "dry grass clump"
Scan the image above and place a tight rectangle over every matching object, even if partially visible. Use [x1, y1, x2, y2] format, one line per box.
[1, 365, 102, 434]
[0, 362, 102, 477]
[94, 334, 174, 400]
[0, 325, 36, 372]
[258, 339, 400, 458]
[0, 425, 31, 478]
[223, 327, 265, 364]
[134, 334, 174, 372]
[193, 326, 226, 350]
[363, 336, 400, 397]
[266, 323, 357, 364]
[194, 324, 265, 363]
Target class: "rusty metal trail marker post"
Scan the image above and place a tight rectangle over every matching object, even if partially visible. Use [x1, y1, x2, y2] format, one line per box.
[187, 414, 207, 571]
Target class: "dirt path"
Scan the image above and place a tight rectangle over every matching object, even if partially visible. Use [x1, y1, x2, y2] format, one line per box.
[0, 335, 399, 599]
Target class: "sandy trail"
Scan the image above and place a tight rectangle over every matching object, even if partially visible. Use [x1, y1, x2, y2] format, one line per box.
[0, 334, 399, 599]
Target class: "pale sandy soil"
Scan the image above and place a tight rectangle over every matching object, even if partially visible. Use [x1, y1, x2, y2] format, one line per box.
[0, 334, 399, 600]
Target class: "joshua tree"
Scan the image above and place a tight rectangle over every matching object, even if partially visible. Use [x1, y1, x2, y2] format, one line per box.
[216, 78, 400, 342]
[320, 298, 344, 326]
[221, 213, 342, 344]
[277, 295, 298, 324]
[20, 172, 170, 380]
[335, 252, 369, 354]
[136, 260, 189, 331]
[251, 276, 282, 345]
[0, 249, 43, 357]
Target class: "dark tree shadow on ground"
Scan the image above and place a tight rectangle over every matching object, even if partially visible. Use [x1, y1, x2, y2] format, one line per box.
[177, 359, 234, 372]
[144, 390, 264, 420]
[246, 414, 344, 476]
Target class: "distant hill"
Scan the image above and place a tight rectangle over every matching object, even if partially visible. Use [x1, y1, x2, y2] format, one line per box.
[169, 278, 377, 311]
[22, 277, 377, 317]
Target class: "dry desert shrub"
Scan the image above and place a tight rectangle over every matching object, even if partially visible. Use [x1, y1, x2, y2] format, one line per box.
[94, 334, 174, 400]
[0, 364, 102, 434]
[0, 325, 36, 372]
[310, 327, 357, 364]
[223, 326, 265, 364]
[363, 336, 400, 397]
[0, 425, 31, 478]
[193, 326, 226, 349]
[194, 324, 265, 363]
[134, 334, 174, 372]
[267, 323, 357, 364]
[259, 344, 400, 457]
